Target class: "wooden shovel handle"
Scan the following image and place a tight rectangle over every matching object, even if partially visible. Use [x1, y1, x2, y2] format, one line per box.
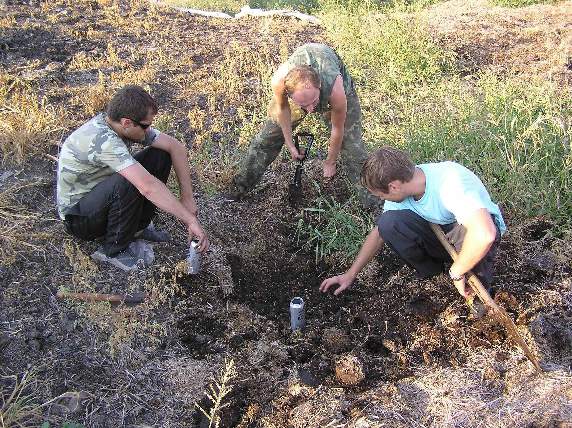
[56, 291, 146, 304]
[429, 223, 542, 373]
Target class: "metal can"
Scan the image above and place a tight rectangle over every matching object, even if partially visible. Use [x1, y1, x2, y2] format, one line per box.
[187, 240, 201, 275]
[290, 297, 305, 331]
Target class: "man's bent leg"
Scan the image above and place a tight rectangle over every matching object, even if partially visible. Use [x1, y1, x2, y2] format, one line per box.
[233, 100, 306, 194]
[378, 210, 500, 286]
[377, 210, 452, 278]
[133, 147, 172, 230]
[338, 91, 368, 186]
[65, 174, 146, 256]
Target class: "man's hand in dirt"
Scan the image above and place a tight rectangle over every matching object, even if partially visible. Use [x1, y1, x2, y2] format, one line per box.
[319, 272, 355, 295]
[188, 219, 209, 253]
[181, 195, 198, 217]
[323, 159, 336, 178]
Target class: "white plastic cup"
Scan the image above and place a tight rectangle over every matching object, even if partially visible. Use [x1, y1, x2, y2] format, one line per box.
[290, 297, 305, 330]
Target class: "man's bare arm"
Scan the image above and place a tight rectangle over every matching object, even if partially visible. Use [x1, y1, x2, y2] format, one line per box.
[270, 73, 303, 160]
[119, 163, 209, 251]
[320, 226, 384, 295]
[151, 133, 198, 216]
[449, 208, 497, 297]
[324, 75, 347, 178]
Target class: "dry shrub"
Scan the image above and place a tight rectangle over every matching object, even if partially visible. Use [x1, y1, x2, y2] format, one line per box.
[0, 76, 66, 164]
[60, 246, 179, 357]
[63, 240, 99, 291]
[70, 73, 113, 117]
[0, 16, 16, 28]
[68, 51, 109, 71]
[110, 65, 156, 88]
[0, 369, 43, 427]
[0, 182, 51, 266]
[359, 347, 572, 427]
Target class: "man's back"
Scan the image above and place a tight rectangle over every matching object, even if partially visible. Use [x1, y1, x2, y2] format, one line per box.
[383, 161, 507, 233]
[280, 43, 354, 111]
[56, 114, 136, 219]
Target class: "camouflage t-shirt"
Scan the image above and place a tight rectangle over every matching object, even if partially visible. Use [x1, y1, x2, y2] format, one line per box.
[56, 113, 159, 219]
[283, 43, 354, 113]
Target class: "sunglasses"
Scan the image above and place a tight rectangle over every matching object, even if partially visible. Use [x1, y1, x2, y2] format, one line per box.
[129, 118, 151, 130]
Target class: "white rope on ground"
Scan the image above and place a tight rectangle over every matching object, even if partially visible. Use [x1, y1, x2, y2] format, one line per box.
[235, 5, 320, 24]
[154, 1, 320, 23]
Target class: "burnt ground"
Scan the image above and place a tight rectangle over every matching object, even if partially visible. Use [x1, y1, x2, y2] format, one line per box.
[1, 1, 572, 427]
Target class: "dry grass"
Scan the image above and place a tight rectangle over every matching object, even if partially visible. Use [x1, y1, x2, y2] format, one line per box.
[0, 369, 42, 428]
[0, 182, 52, 266]
[337, 348, 572, 427]
[422, 0, 572, 82]
[0, 76, 66, 164]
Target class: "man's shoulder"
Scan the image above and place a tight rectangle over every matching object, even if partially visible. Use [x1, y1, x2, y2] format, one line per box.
[288, 43, 339, 67]
[420, 161, 474, 183]
[65, 115, 125, 152]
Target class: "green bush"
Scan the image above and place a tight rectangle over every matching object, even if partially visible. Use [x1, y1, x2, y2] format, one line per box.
[249, 0, 320, 12]
[371, 74, 572, 230]
[318, 5, 455, 94]
[296, 191, 373, 263]
[490, 0, 559, 7]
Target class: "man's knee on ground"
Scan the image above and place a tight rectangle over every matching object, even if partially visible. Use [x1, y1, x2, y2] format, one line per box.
[377, 210, 403, 243]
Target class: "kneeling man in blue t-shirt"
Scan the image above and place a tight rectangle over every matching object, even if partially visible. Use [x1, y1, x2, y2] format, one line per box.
[320, 147, 506, 305]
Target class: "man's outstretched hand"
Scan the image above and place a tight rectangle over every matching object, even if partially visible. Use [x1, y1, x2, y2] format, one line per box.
[323, 159, 336, 178]
[319, 272, 355, 296]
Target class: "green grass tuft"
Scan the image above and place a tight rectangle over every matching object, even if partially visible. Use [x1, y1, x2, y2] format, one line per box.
[296, 189, 374, 263]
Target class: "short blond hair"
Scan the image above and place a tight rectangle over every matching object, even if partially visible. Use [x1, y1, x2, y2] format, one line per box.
[361, 147, 415, 192]
[284, 65, 320, 94]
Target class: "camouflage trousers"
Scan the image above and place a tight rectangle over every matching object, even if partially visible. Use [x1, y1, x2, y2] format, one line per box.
[233, 90, 370, 200]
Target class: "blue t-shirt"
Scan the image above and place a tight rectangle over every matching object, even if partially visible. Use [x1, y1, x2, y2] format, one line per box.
[382, 162, 507, 235]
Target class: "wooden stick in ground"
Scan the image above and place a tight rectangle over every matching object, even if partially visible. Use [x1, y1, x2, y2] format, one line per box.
[429, 222, 542, 373]
[56, 291, 147, 305]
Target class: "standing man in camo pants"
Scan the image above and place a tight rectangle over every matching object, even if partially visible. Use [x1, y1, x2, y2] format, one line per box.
[229, 43, 375, 206]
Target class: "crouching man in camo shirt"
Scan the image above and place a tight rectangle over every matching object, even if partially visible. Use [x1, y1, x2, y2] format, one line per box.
[56, 85, 209, 271]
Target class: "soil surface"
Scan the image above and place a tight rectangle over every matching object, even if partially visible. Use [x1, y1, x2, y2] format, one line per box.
[0, 1, 571, 427]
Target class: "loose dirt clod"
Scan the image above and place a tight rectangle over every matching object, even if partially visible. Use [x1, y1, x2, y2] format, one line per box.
[335, 355, 365, 386]
[322, 327, 352, 354]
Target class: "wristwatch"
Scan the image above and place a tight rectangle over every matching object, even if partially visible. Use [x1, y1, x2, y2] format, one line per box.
[449, 268, 465, 282]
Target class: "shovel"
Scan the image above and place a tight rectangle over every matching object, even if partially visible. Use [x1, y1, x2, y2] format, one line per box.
[56, 290, 147, 306]
[288, 132, 314, 204]
[291, 132, 315, 189]
[429, 222, 542, 372]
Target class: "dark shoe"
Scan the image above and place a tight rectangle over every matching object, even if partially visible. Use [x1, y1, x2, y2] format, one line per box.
[135, 223, 170, 242]
[91, 240, 154, 272]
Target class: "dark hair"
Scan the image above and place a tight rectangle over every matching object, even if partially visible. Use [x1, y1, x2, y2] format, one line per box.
[106, 85, 158, 122]
[284, 65, 320, 94]
[361, 147, 415, 192]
